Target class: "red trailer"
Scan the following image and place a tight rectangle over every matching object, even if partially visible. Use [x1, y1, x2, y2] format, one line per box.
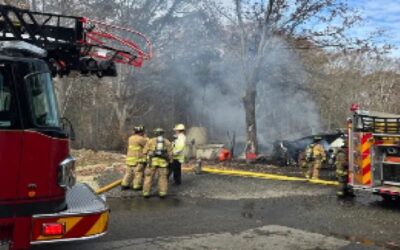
[0, 4, 151, 249]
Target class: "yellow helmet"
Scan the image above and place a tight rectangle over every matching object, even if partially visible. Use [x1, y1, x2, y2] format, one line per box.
[173, 124, 185, 131]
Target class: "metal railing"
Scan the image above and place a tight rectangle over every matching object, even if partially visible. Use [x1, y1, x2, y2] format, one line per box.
[355, 115, 400, 134]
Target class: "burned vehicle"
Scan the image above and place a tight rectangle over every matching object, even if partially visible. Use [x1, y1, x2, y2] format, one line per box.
[272, 132, 345, 167]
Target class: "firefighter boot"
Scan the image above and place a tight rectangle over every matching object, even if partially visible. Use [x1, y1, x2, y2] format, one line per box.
[299, 160, 308, 177]
[311, 167, 320, 180]
[143, 167, 156, 197]
[121, 165, 134, 190]
[337, 186, 355, 198]
[336, 176, 347, 197]
[311, 165, 320, 180]
[133, 163, 145, 190]
[336, 182, 346, 197]
[158, 167, 169, 198]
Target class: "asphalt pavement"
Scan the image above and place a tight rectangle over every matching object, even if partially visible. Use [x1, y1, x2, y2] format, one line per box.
[33, 172, 400, 250]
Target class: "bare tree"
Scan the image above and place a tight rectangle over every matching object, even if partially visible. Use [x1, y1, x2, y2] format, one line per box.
[203, 0, 369, 154]
[23, 0, 397, 153]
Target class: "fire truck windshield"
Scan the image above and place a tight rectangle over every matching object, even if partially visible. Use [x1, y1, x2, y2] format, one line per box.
[25, 72, 60, 128]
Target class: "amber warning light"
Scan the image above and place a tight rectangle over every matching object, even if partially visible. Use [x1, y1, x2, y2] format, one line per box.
[42, 223, 65, 236]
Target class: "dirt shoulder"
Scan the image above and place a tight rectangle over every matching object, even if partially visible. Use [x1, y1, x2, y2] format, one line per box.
[72, 149, 126, 190]
[72, 149, 336, 191]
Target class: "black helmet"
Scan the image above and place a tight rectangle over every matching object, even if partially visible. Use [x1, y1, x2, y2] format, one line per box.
[134, 125, 145, 133]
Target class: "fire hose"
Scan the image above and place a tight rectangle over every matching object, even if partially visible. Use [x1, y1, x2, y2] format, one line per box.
[95, 166, 338, 194]
[96, 179, 122, 194]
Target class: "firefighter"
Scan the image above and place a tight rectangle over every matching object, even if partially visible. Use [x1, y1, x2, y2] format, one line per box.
[169, 124, 186, 185]
[142, 128, 173, 198]
[121, 125, 148, 190]
[298, 150, 308, 177]
[307, 136, 326, 180]
[335, 145, 353, 197]
[304, 143, 314, 178]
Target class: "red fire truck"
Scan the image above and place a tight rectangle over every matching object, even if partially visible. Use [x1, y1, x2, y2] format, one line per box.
[0, 4, 151, 250]
[348, 105, 400, 201]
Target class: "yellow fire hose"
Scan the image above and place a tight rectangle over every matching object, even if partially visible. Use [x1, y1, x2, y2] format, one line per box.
[200, 167, 339, 186]
[96, 179, 122, 194]
[95, 166, 338, 194]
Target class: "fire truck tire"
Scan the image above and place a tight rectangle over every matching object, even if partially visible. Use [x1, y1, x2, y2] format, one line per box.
[381, 194, 397, 202]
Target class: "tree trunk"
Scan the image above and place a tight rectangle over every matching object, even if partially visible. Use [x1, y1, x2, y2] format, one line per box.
[113, 101, 129, 149]
[243, 85, 258, 154]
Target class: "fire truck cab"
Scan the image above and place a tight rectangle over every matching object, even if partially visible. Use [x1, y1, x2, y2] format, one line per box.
[348, 108, 400, 201]
[0, 43, 109, 250]
[0, 3, 152, 248]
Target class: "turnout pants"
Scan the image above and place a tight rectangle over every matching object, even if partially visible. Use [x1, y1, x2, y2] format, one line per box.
[168, 160, 182, 185]
[143, 167, 168, 196]
[312, 159, 322, 179]
[337, 176, 348, 196]
[336, 165, 352, 197]
[299, 160, 309, 177]
[122, 163, 145, 189]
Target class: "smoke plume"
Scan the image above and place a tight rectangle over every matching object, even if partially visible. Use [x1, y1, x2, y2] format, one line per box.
[151, 10, 322, 152]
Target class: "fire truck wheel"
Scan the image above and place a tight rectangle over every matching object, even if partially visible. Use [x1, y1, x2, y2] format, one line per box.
[381, 194, 397, 202]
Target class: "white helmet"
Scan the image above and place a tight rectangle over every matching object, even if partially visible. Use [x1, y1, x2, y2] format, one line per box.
[174, 124, 185, 131]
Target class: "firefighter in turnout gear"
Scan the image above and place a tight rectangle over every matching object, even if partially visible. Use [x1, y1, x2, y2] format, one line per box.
[335, 145, 353, 197]
[304, 143, 314, 178]
[122, 125, 149, 190]
[169, 124, 186, 185]
[303, 136, 326, 179]
[142, 128, 173, 198]
[307, 136, 326, 179]
[298, 150, 308, 177]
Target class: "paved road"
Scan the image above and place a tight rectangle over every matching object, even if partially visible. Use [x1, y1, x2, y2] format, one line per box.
[33, 173, 400, 250]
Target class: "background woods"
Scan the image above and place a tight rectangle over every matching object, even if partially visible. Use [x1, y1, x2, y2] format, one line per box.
[10, 0, 400, 153]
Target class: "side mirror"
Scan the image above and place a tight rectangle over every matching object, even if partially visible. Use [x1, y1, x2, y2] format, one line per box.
[60, 117, 76, 141]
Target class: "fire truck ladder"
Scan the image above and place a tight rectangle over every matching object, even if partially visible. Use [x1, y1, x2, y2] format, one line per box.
[0, 4, 152, 77]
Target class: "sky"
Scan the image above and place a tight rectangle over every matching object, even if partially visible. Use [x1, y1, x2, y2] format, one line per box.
[349, 0, 400, 57]
[219, 0, 400, 57]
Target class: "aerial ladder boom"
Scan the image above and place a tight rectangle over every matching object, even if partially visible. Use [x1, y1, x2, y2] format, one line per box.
[0, 4, 152, 77]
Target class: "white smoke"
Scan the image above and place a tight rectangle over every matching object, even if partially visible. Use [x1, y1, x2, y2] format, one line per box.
[160, 12, 322, 152]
